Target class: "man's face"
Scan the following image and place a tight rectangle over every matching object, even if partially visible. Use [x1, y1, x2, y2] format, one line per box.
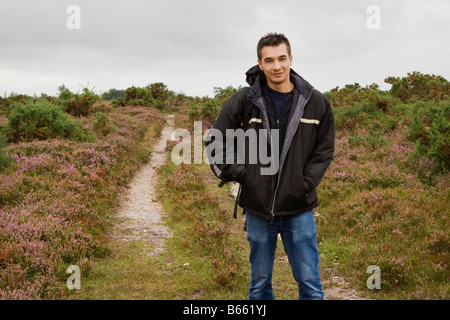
[257, 43, 293, 89]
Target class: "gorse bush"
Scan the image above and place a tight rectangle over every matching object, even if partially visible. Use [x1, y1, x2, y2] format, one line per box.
[187, 86, 240, 125]
[111, 83, 170, 110]
[199, 99, 220, 124]
[324, 83, 396, 111]
[385, 71, 450, 103]
[214, 85, 241, 105]
[408, 101, 450, 169]
[2, 100, 79, 143]
[0, 131, 10, 169]
[58, 85, 101, 117]
[92, 112, 116, 136]
[147, 82, 168, 101]
[0, 94, 32, 118]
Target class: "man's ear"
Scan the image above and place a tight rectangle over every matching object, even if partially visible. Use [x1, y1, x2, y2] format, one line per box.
[257, 59, 262, 70]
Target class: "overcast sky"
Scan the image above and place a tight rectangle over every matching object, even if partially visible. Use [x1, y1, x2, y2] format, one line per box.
[1, 0, 449, 97]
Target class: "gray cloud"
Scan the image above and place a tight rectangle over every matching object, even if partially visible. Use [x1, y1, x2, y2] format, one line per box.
[0, 0, 449, 97]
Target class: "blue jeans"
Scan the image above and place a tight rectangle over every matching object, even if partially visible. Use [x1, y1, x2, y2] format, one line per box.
[246, 210, 323, 300]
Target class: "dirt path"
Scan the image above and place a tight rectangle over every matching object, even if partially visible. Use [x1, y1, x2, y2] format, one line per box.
[111, 115, 175, 256]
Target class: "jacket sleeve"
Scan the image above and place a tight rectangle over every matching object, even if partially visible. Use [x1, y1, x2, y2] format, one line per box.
[302, 95, 335, 193]
[206, 89, 248, 186]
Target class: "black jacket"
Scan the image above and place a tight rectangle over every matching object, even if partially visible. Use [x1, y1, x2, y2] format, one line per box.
[207, 65, 335, 220]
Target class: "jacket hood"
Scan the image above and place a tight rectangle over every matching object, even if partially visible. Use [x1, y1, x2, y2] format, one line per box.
[245, 65, 263, 87]
[245, 65, 314, 97]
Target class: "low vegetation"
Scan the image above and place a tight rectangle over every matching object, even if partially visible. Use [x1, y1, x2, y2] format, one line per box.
[164, 72, 449, 299]
[0, 71, 448, 299]
[0, 85, 166, 299]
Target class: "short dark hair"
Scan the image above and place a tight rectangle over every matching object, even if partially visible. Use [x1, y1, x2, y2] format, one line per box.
[257, 33, 291, 60]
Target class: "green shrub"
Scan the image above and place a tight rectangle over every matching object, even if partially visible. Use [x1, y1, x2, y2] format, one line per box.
[92, 112, 116, 136]
[111, 97, 126, 107]
[188, 102, 200, 120]
[407, 101, 450, 169]
[0, 131, 10, 169]
[147, 82, 168, 101]
[125, 86, 154, 102]
[110, 83, 170, 110]
[385, 72, 450, 103]
[58, 85, 101, 117]
[0, 94, 33, 118]
[200, 99, 220, 123]
[3, 100, 79, 143]
[110, 86, 155, 108]
[214, 85, 241, 105]
[67, 88, 101, 117]
[101, 88, 126, 100]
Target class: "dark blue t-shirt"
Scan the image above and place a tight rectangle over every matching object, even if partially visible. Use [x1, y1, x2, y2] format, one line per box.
[266, 85, 291, 119]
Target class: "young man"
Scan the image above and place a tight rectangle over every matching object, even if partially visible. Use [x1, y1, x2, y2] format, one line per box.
[207, 33, 335, 300]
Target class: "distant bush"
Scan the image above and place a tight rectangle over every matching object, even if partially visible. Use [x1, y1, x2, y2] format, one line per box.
[0, 131, 10, 169]
[147, 82, 167, 101]
[2, 100, 79, 143]
[0, 94, 33, 118]
[101, 88, 126, 100]
[385, 71, 450, 103]
[200, 99, 220, 123]
[214, 85, 241, 104]
[111, 83, 170, 110]
[188, 97, 216, 123]
[407, 101, 450, 169]
[58, 85, 101, 117]
[111, 86, 154, 108]
[187, 85, 242, 124]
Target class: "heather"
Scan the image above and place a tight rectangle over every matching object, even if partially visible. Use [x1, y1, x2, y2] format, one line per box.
[320, 72, 449, 298]
[0, 92, 165, 299]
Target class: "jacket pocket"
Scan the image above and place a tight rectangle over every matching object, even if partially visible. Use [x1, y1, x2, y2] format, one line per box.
[305, 188, 317, 206]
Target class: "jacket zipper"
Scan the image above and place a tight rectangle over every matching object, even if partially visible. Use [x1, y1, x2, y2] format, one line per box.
[270, 157, 282, 223]
[253, 95, 277, 223]
[270, 119, 280, 223]
[269, 94, 312, 222]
